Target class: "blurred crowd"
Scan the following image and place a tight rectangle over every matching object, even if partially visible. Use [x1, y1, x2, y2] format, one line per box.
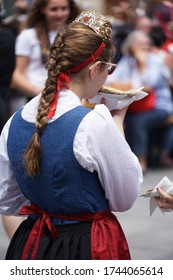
[106, 0, 173, 173]
[1, 0, 173, 174]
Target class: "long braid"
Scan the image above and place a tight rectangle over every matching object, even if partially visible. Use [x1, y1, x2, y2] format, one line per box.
[23, 33, 65, 176]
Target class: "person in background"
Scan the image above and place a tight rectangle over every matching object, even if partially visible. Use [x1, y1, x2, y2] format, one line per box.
[153, 0, 173, 43]
[2, 0, 32, 116]
[134, 15, 154, 33]
[106, 30, 173, 173]
[151, 0, 173, 58]
[0, 10, 143, 260]
[3, 0, 32, 36]
[11, 0, 80, 104]
[0, 0, 24, 240]
[149, 24, 173, 87]
[110, 0, 136, 63]
[0, 2, 15, 132]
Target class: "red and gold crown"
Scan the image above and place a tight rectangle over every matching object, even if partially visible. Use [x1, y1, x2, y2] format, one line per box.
[73, 9, 112, 42]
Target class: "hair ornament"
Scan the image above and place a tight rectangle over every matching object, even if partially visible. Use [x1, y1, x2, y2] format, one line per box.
[73, 9, 112, 42]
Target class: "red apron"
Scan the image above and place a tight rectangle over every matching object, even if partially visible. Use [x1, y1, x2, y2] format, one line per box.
[19, 204, 131, 260]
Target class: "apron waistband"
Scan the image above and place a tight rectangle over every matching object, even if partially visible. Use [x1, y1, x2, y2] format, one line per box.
[19, 203, 130, 260]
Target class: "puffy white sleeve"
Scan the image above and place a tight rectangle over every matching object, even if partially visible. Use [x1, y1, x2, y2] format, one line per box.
[0, 118, 29, 215]
[73, 104, 143, 212]
[15, 29, 35, 57]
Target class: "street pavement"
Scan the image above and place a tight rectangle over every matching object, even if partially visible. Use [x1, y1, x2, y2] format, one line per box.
[0, 167, 173, 260]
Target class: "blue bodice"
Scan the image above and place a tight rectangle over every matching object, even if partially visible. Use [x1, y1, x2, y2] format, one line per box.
[7, 106, 109, 224]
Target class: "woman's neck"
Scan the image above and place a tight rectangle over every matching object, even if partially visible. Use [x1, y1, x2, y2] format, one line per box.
[68, 84, 86, 100]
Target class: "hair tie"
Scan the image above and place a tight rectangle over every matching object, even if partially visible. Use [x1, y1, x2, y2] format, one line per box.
[48, 73, 70, 119]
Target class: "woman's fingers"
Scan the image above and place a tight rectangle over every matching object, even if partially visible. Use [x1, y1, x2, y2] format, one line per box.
[157, 187, 173, 202]
[155, 187, 173, 210]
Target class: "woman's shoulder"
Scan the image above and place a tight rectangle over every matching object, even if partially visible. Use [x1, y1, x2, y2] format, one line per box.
[17, 28, 37, 39]
[87, 104, 111, 120]
[16, 28, 38, 50]
[82, 104, 114, 134]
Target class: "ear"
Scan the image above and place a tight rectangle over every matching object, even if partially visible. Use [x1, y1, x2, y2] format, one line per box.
[89, 61, 101, 79]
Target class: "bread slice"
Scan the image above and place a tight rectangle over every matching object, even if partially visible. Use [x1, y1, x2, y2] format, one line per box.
[99, 85, 138, 97]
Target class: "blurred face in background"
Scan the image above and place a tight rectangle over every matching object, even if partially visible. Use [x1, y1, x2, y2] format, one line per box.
[135, 16, 153, 34]
[42, 0, 70, 30]
[14, 0, 30, 14]
[130, 34, 151, 54]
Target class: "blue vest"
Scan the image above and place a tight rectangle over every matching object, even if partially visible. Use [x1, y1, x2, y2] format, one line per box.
[7, 106, 109, 224]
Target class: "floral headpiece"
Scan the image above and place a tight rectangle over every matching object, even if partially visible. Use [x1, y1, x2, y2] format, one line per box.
[73, 9, 112, 42]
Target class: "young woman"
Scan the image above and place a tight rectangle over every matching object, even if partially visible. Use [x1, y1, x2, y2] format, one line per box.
[11, 0, 80, 98]
[0, 10, 143, 260]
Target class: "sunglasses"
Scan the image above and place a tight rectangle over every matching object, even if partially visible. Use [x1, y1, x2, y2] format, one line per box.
[101, 62, 117, 75]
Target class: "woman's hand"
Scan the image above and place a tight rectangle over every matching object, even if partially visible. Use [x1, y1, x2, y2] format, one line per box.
[82, 96, 129, 137]
[111, 106, 128, 120]
[111, 106, 129, 136]
[155, 187, 173, 210]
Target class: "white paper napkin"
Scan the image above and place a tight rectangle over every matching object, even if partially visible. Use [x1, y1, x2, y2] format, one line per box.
[89, 87, 148, 110]
[140, 176, 173, 216]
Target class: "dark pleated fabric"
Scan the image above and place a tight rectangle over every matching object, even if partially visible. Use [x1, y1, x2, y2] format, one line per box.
[5, 217, 92, 260]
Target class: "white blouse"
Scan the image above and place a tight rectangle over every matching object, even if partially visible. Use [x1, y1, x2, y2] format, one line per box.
[15, 28, 57, 88]
[0, 89, 143, 215]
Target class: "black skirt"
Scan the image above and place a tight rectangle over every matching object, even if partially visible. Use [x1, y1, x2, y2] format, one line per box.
[5, 217, 92, 260]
